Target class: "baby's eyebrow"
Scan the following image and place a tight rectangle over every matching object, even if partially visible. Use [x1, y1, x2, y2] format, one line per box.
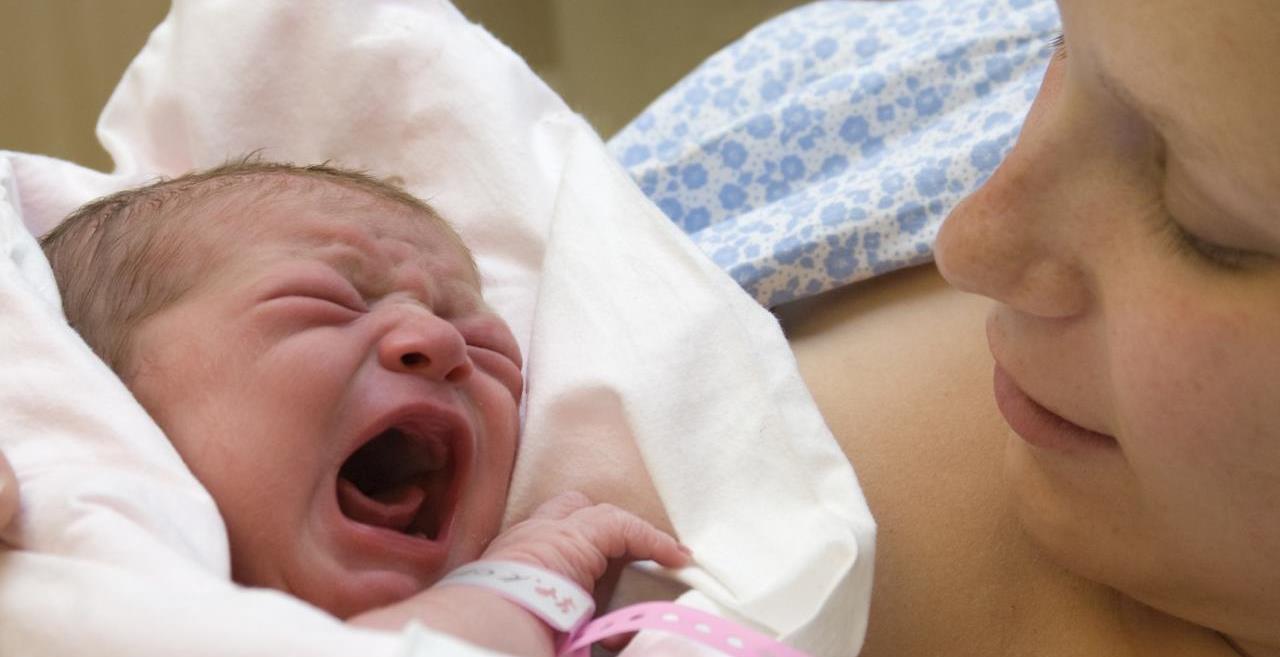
[297, 226, 389, 291]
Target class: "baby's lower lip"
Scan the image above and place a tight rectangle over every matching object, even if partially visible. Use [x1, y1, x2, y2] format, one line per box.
[992, 365, 1116, 452]
[332, 499, 454, 568]
[328, 470, 460, 572]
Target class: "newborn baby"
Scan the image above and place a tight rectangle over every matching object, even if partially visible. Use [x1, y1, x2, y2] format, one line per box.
[40, 161, 687, 656]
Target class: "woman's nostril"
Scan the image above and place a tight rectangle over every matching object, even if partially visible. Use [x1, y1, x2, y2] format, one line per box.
[401, 353, 428, 368]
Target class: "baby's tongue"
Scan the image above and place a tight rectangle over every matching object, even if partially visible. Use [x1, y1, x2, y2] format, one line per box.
[336, 478, 426, 532]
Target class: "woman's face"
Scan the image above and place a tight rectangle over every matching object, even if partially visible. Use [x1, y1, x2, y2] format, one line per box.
[935, 0, 1280, 651]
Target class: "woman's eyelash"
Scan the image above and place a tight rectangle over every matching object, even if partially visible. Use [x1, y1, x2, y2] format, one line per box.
[1160, 219, 1254, 271]
[1048, 33, 1066, 59]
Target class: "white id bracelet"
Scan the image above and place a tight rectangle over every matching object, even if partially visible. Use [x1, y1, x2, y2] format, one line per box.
[437, 560, 596, 634]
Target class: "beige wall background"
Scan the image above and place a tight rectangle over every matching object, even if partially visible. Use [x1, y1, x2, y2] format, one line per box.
[0, 1, 809, 171]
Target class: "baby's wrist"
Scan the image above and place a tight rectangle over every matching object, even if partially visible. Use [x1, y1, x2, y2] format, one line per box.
[436, 584, 559, 657]
[437, 561, 596, 635]
[350, 581, 559, 657]
[437, 561, 596, 656]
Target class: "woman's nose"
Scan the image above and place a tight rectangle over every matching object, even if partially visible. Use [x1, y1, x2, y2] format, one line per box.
[934, 179, 1088, 319]
[377, 308, 473, 383]
[933, 58, 1089, 319]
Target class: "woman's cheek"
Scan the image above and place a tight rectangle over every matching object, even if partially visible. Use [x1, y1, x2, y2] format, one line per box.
[1107, 292, 1255, 472]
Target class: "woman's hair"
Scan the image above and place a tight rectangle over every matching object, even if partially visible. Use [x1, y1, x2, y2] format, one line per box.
[40, 160, 464, 374]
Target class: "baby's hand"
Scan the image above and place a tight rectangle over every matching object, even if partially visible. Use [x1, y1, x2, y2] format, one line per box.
[349, 492, 686, 657]
[482, 491, 690, 594]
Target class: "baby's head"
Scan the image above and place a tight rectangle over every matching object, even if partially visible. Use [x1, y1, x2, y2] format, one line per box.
[42, 162, 524, 618]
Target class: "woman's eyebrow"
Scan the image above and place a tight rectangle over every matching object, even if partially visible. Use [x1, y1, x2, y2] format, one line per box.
[1094, 63, 1180, 140]
[1058, 33, 1181, 139]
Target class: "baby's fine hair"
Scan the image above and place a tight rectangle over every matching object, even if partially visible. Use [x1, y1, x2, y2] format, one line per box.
[41, 159, 466, 374]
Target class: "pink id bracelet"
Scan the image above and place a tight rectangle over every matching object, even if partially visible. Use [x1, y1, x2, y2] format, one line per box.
[563, 601, 814, 657]
[438, 561, 814, 657]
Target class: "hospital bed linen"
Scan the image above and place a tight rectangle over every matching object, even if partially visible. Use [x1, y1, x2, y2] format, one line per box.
[0, 1, 873, 656]
[609, 0, 1059, 306]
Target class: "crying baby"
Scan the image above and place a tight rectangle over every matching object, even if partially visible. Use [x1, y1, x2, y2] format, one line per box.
[41, 161, 687, 657]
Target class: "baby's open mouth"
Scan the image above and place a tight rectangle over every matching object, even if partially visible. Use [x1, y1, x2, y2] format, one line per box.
[336, 425, 455, 540]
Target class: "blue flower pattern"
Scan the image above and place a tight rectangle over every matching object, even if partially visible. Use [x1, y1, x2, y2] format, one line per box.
[608, 0, 1059, 306]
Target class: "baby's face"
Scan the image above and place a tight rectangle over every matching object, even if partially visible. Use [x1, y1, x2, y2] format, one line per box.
[126, 188, 523, 618]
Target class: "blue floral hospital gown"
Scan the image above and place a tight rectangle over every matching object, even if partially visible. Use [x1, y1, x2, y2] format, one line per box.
[607, 0, 1060, 306]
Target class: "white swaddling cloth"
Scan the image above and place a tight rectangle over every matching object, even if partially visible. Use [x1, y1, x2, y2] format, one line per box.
[0, 1, 874, 656]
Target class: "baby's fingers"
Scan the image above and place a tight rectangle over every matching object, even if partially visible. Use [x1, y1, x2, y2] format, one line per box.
[576, 504, 691, 569]
[530, 490, 594, 521]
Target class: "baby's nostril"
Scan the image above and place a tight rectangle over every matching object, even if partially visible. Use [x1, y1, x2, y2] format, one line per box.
[401, 353, 428, 368]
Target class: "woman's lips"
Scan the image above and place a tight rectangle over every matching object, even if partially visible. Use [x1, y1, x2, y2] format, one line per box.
[992, 364, 1117, 452]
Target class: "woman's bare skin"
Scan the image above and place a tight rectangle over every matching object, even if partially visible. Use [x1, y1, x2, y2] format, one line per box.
[777, 264, 1239, 657]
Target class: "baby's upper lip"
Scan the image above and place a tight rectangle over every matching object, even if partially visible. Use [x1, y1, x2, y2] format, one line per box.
[343, 403, 471, 468]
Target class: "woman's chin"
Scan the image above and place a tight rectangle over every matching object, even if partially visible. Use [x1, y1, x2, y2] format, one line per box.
[1002, 438, 1169, 610]
[1002, 436, 1119, 583]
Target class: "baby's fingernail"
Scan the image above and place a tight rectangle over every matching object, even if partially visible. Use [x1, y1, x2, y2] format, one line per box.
[678, 543, 693, 556]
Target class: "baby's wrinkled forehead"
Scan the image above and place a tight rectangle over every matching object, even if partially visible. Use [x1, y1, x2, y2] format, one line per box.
[289, 203, 484, 303]
[225, 178, 486, 308]
[202, 172, 478, 275]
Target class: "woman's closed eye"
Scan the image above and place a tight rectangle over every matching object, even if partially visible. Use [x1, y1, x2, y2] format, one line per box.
[1157, 176, 1274, 273]
[1160, 217, 1263, 272]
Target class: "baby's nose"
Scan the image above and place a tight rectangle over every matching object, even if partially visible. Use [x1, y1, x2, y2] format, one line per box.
[377, 310, 472, 383]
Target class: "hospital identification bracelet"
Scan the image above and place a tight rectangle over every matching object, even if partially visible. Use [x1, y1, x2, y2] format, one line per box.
[438, 560, 595, 633]
[438, 561, 815, 657]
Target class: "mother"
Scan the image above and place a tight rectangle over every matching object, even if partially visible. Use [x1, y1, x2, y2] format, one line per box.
[780, 0, 1280, 655]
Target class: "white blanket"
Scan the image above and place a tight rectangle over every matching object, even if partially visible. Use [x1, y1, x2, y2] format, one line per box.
[0, 2, 875, 656]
